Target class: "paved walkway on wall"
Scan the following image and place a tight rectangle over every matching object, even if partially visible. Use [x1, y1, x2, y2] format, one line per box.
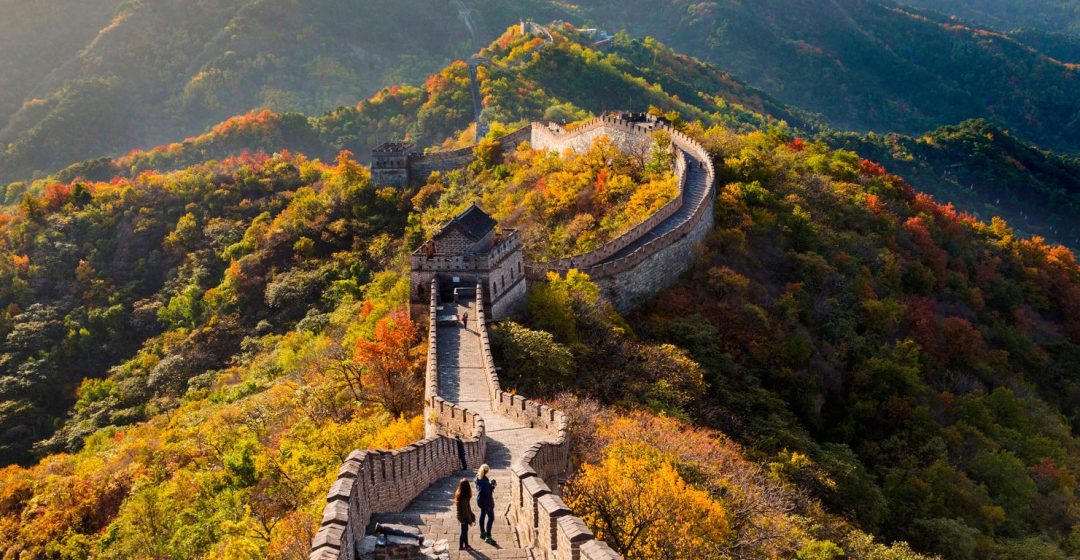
[372, 298, 549, 559]
[598, 146, 711, 263]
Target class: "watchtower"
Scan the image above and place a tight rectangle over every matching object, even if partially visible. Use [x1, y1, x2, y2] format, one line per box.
[410, 203, 526, 320]
[370, 142, 414, 188]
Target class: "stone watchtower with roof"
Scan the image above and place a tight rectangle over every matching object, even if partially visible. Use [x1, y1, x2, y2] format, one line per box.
[370, 142, 414, 188]
[410, 203, 526, 320]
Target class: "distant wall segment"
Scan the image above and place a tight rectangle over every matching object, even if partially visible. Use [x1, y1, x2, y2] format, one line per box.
[526, 115, 717, 311]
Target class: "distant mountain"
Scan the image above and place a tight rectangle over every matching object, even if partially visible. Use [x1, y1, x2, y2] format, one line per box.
[0, 0, 122, 126]
[547, 0, 1080, 155]
[5, 0, 1080, 185]
[828, 119, 1080, 248]
[898, 0, 1080, 35]
[16, 24, 808, 191]
[0, 0, 515, 183]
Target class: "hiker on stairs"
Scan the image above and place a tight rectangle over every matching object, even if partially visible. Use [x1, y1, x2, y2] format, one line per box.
[455, 479, 476, 552]
[475, 464, 498, 545]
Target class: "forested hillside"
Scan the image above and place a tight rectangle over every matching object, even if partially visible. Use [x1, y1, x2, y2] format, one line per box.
[551, 0, 1080, 155]
[0, 25, 791, 467]
[2, 16, 1080, 560]
[0, 0, 122, 128]
[900, 0, 1080, 35]
[16, 22, 1074, 256]
[0, 0, 499, 183]
[494, 122, 1080, 559]
[0, 118, 938, 560]
[6, 0, 1080, 185]
[1, 23, 804, 193]
[828, 120, 1080, 248]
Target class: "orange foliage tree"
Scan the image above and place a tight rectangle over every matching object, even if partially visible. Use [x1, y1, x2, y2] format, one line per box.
[352, 309, 423, 417]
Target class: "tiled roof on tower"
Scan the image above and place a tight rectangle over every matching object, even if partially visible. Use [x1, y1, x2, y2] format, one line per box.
[444, 203, 496, 241]
[372, 142, 414, 153]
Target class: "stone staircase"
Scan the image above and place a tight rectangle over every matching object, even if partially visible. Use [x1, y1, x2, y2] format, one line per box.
[371, 297, 545, 559]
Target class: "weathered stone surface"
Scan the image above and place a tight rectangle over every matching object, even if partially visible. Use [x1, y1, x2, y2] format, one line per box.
[581, 540, 621, 560]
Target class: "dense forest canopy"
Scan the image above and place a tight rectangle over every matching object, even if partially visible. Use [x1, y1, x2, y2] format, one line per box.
[899, 0, 1080, 35]
[1, 7, 1080, 560]
[828, 119, 1080, 248]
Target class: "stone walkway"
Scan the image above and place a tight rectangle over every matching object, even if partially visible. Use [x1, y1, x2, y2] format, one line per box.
[372, 298, 549, 559]
[600, 146, 711, 263]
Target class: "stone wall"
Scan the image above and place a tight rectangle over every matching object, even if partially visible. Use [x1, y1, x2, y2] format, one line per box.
[405, 125, 533, 184]
[310, 280, 487, 560]
[475, 289, 621, 560]
[529, 117, 655, 161]
[370, 167, 409, 189]
[595, 195, 713, 310]
[485, 230, 527, 320]
[526, 119, 717, 311]
[318, 113, 716, 560]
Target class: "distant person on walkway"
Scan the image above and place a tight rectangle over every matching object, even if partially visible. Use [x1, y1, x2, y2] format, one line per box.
[461, 310, 469, 330]
[455, 479, 476, 552]
[475, 464, 498, 544]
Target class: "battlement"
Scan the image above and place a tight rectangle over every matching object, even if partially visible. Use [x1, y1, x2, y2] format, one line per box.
[317, 112, 717, 559]
[476, 289, 620, 560]
[309, 280, 487, 560]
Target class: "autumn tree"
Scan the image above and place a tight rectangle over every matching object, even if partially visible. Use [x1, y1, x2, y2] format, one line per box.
[352, 309, 423, 417]
[565, 440, 729, 559]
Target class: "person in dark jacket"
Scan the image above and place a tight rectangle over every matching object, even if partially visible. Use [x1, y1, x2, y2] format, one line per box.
[455, 478, 476, 551]
[455, 436, 468, 471]
[475, 463, 497, 544]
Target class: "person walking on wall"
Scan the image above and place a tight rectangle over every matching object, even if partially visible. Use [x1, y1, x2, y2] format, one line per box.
[461, 310, 469, 330]
[475, 464, 498, 544]
[455, 435, 468, 471]
[455, 479, 476, 552]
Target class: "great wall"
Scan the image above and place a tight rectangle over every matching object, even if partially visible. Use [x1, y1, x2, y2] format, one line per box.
[310, 112, 716, 559]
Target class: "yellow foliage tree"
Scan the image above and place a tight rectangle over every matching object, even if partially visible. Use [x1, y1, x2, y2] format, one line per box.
[565, 440, 729, 559]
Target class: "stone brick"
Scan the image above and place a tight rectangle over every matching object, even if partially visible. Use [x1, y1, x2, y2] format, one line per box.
[580, 540, 620, 560]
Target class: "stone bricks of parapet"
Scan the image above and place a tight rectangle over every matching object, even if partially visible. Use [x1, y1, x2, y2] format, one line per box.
[309, 278, 488, 560]
[474, 289, 619, 559]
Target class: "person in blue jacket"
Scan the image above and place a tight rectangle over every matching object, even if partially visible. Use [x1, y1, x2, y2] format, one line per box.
[475, 463, 497, 544]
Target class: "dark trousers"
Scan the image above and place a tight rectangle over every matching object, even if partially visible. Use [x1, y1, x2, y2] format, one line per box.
[459, 522, 469, 548]
[479, 507, 494, 536]
[456, 438, 467, 470]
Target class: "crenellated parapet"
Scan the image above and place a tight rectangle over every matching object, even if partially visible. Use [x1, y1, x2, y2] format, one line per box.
[475, 287, 621, 560]
[319, 112, 716, 559]
[310, 279, 487, 560]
